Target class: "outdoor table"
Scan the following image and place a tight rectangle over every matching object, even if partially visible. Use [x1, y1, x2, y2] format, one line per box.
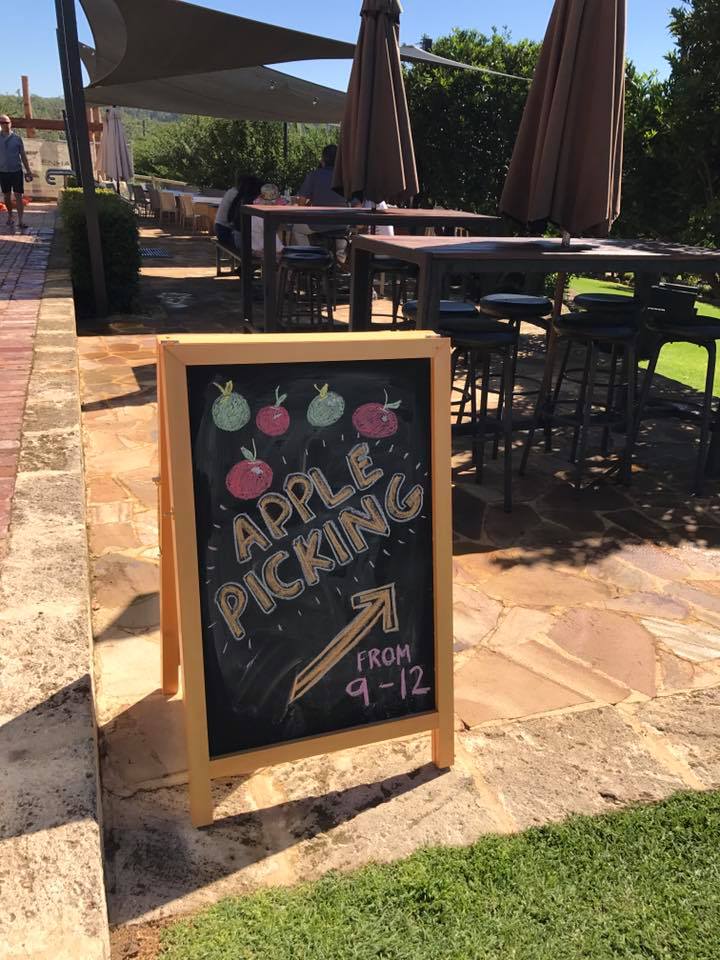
[348, 235, 720, 331]
[349, 233, 720, 477]
[192, 195, 222, 206]
[238, 204, 502, 331]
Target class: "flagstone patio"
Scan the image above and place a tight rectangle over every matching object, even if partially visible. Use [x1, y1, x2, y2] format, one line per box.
[75, 219, 720, 933]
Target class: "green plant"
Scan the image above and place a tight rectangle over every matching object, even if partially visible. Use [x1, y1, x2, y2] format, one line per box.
[58, 187, 140, 316]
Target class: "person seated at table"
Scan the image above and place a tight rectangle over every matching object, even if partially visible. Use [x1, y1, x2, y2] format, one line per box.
[292, 144, 348, 251]
[215, 174, 281, 255]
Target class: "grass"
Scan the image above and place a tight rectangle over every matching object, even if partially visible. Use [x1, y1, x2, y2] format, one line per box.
[160, 790, 720, 960]
[569, 278, 720, 396]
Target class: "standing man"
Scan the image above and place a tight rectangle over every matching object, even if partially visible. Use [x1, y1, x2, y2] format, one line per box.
[0, 115, 33, 229]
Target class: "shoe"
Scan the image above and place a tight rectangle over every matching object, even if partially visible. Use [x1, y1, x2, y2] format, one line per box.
[6, 216, 14, 226]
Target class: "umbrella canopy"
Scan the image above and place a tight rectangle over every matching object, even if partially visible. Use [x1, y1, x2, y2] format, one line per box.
[98, 106, 134, 183]
[333, 0, 418, 204]
[500, 0, 626, 237]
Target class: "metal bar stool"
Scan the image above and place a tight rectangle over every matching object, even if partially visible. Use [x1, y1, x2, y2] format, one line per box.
[521, 310, 638, 490]
[276, 246, 335, 330]
[370, 256, 418, 327]
[403, 300, 518, 511]
[628, 284, 718, 495]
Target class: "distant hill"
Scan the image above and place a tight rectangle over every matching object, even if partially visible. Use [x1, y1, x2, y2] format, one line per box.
[0, 91, 179, 141]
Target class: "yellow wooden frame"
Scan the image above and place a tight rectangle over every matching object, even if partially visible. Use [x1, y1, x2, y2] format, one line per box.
[157, 332, 454, 826]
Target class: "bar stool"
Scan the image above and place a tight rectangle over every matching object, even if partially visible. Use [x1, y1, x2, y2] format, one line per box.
[520, 310, 638, 490]
[553, 292, 640, 455]
[629, 285, 718, 495]
[402, 300, 518, 511]
[370, 256, 418, 327]
[276, 246, 334, 329]
[309, 229, 349, 305]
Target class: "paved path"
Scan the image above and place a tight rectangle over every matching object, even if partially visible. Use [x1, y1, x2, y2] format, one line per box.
[0, 205, 55, 559]
[75, 220, 720, 937]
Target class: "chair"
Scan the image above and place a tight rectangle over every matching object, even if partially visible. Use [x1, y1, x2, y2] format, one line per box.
[178, 193, 201, 232]
[147, 186, 161, 220]
[158, 190, 177, 227]
[520, 307, 638, 490]
[628, 283, 718, 494]
[131, 184, 151, 217]
[276, 246, 335, 329]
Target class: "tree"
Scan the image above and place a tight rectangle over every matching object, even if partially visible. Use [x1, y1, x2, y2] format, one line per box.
[134, 117, 337, 190]
[664, 0, 720, 247]
[612, 64, 675, 240]
[404, 29, 540, 212]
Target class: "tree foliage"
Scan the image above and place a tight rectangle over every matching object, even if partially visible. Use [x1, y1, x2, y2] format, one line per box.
[404, 29, 539, 212]
[664, 0, 720, 246]
[134, 117, 337, 191]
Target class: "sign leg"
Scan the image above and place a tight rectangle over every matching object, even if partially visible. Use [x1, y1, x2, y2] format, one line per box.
[158, 344, 180, 695]
[432, 722, 454, 770]
[189, 773, 214, 828]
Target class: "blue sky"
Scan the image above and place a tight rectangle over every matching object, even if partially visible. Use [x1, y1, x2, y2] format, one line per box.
[3, 0, 676, 98]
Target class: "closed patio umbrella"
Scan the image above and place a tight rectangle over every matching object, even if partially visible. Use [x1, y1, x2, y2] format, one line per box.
[98, 106, 134, 187]
[500, 0, 626, 239]
[333, 0, 418, 204]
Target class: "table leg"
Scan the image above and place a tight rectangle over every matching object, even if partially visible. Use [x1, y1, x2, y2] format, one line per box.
[350, 246, 372, 331]
[263, 220, 277, 333]
[415, 260, 440, 330]
[240, 213, 253, 325]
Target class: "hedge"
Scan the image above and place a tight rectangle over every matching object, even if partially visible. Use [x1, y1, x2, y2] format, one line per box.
[59, 187, 140, 316]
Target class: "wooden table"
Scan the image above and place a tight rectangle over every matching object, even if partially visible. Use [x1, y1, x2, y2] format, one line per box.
[238, 205, 502, 331]
[348, 235, 720, 331]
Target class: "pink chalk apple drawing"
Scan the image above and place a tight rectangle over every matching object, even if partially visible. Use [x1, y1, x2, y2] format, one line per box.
[226, 440, 273, 500]
[352, 389, 401, 438]
[256, 386, 290, 437]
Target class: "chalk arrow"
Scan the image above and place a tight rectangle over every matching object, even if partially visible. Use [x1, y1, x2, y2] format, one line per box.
[289, 582, 399, 703]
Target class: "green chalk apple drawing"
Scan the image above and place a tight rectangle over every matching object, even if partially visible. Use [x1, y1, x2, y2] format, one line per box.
[212, 381, 250, 431]
[307, 383, 345, 427]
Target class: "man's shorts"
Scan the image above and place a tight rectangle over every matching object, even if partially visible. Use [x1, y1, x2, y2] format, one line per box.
[0, 171, 24, 195]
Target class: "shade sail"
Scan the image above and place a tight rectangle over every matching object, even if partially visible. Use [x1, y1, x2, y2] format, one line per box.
[80, 0, 356, 87]
[500, 0, 626, 237]
[80, 0, 488, 91]
[334, 0, 418, 204]
[80, 44, 346, 123]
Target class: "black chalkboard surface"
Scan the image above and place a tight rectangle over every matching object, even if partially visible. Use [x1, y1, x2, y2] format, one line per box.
[186, 358, 435, 758]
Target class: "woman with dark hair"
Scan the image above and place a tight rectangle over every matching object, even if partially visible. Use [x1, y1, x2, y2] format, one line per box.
[214, 174, 262, 248]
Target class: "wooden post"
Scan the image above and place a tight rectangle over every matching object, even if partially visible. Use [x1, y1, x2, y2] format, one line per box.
[21, 76, 35, 138]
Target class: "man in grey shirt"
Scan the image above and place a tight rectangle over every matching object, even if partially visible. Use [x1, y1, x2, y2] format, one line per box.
[0, 115, 33, 228]
[292, 144, 347, 250]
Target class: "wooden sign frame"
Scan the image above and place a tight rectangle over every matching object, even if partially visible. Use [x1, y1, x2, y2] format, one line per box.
[157, 332, 454, 826]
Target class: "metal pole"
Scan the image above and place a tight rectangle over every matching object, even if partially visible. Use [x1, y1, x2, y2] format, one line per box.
[283, 121, 288, 165]
[55, 0, 108, 317]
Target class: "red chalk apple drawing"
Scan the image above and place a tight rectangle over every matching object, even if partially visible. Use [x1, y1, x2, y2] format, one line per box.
[352, 389, 401, 438]
[226, 441, 273, 499]
[307, 383, 345, 427]
[256, 386, 290, 436]
[212, 381, 250, 431]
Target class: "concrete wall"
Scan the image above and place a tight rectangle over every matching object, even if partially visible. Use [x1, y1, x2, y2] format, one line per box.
[0, 236, 110, 959]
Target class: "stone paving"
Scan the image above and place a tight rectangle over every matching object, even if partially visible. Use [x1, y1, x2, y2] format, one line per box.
[75, 220, 720, 938]
[0, 205, 55, 560]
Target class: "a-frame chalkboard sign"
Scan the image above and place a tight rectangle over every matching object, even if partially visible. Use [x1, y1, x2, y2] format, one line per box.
[157, 332, 453, 826]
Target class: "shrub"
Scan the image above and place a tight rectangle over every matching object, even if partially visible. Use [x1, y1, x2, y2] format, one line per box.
[59, 187, 140, 316]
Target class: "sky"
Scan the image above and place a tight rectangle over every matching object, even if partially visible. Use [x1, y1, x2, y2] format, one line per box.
[2, 0, 676, 99]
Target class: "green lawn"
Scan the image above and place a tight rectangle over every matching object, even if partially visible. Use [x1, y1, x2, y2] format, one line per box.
[160, 791, 720, 960]
[569, 278, 720, 396]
